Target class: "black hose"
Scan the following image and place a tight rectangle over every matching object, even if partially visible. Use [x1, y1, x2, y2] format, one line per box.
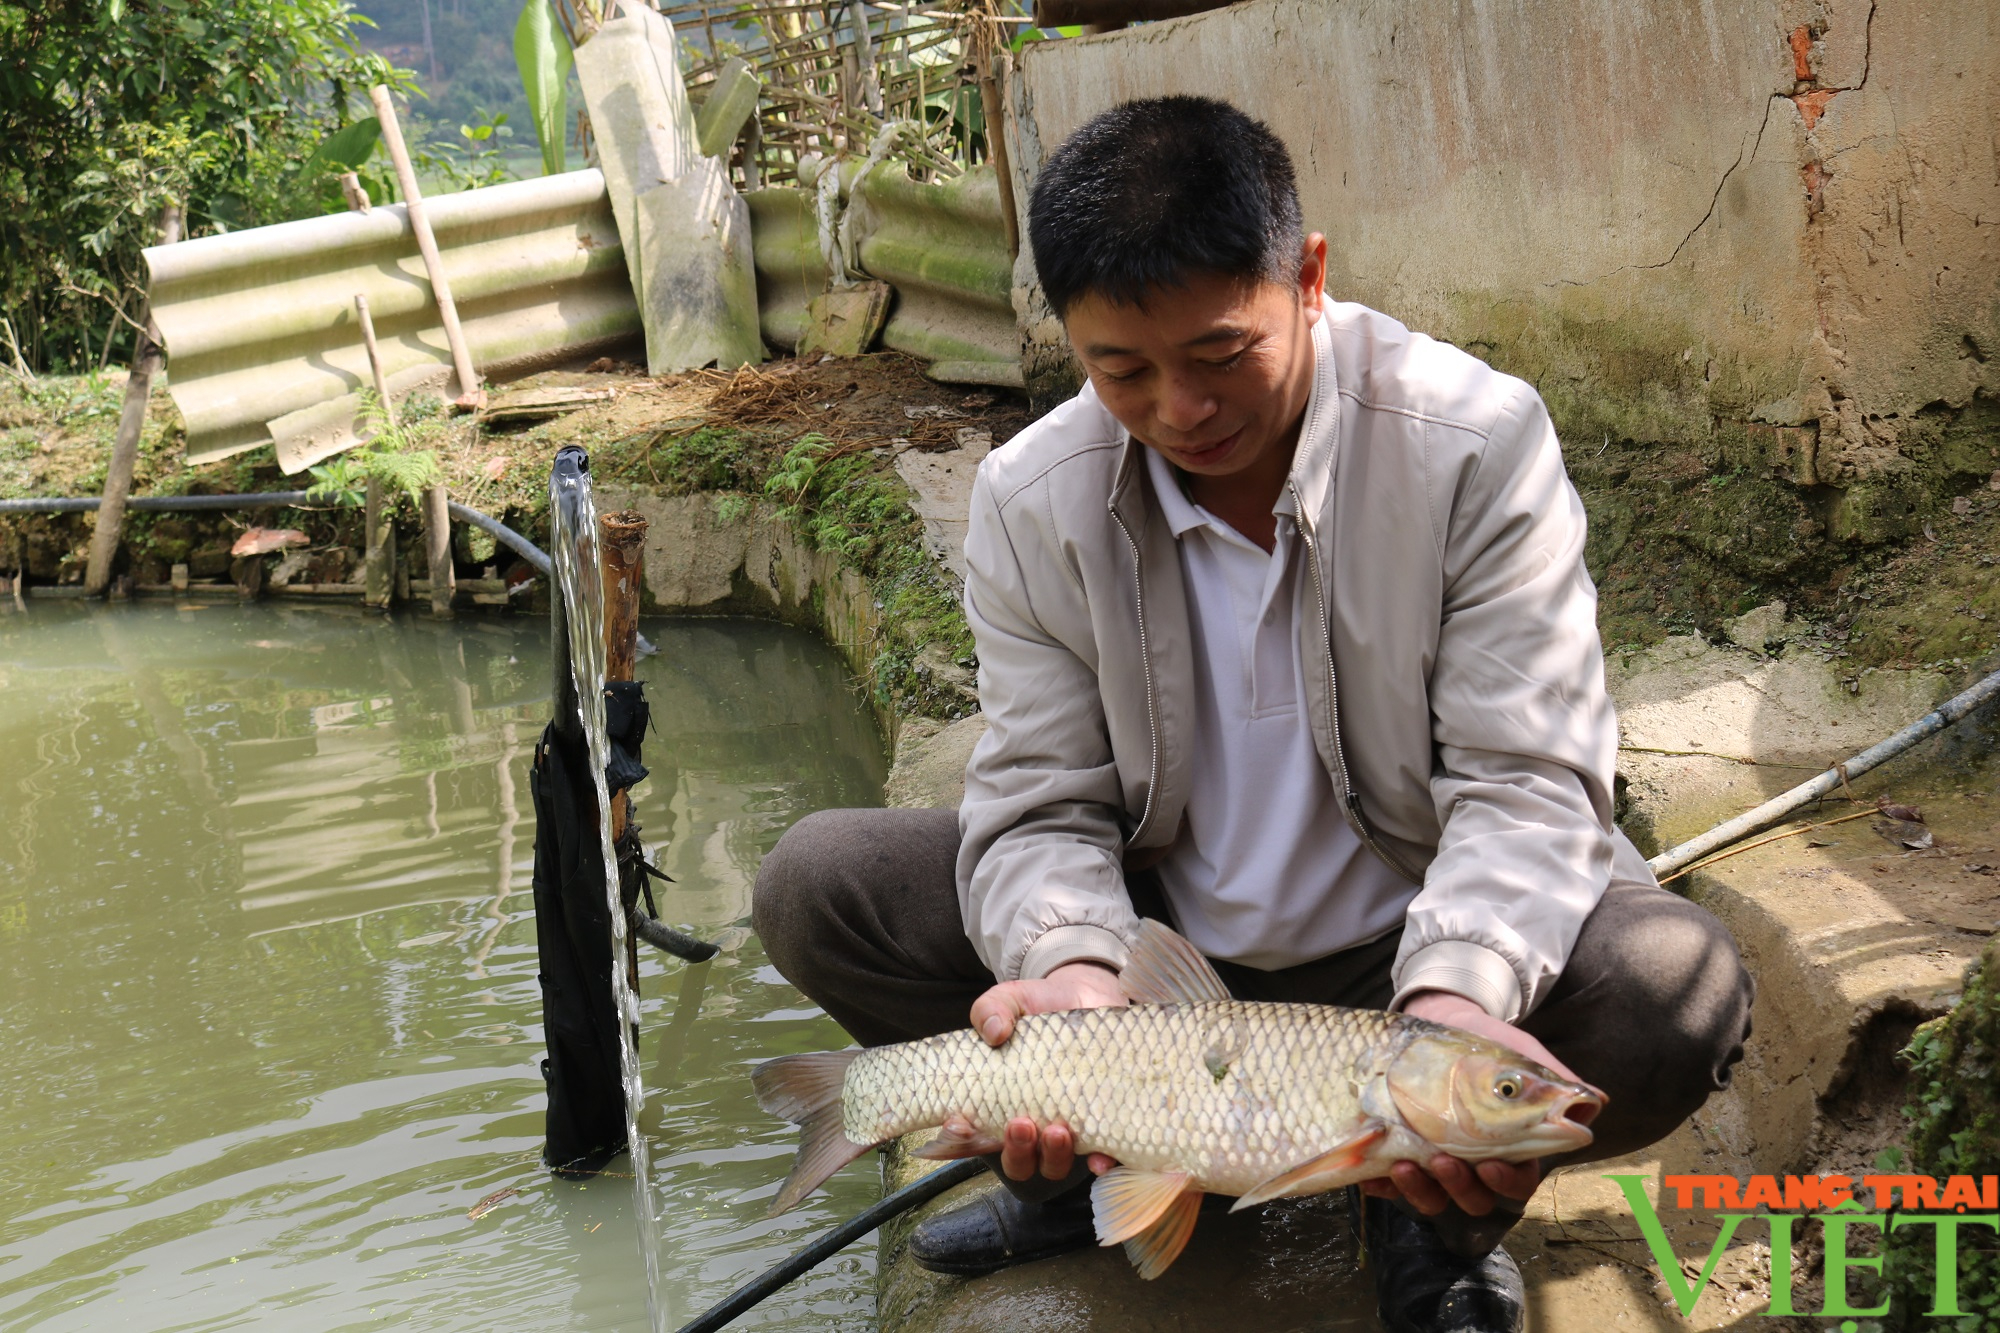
[0, 491, 314, 513]
[634, 912, 719, 963]
[0, 491, 553, 579]
[449, 500, 550, 575]
[675, 1158, 987, 1333]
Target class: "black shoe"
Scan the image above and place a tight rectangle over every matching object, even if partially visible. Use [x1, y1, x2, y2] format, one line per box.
[908, 1184, 1097, 1277]
[1364, 1195, 1525, 1333]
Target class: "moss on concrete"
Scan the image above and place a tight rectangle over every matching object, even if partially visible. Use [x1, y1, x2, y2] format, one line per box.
[1558, 388, 2000, 670]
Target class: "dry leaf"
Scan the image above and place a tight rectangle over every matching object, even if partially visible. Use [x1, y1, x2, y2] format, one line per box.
[230, 528, 309, 557]
[467, 1187, 519, 1220]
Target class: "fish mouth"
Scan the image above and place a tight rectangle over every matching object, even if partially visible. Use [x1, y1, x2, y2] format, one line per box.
[1540, 1084, 1608, 1146]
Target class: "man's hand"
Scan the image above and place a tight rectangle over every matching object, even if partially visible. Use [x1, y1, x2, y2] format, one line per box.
[1359, 990, 1588, 1216]
[969, 962, 1127, 1182]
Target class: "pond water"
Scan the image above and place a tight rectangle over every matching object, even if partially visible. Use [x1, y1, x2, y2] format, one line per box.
[0, 603, 888, 1331]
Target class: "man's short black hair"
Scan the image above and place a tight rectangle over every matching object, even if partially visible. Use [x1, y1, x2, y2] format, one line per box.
[1026, 95, 1303, 318]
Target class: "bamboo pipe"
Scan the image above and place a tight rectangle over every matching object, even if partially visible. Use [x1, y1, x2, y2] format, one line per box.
[368, 85, 482, 408]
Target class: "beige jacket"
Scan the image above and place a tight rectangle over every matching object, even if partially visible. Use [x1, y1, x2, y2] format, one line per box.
[958, 298, 1645, 1023]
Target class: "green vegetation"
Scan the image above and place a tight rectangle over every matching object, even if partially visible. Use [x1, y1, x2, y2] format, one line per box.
[304, 393, 450, 507]
[1880, 937, 2000, 1330]
[0, 0, 415, 373]
[759, 433, 974, 717]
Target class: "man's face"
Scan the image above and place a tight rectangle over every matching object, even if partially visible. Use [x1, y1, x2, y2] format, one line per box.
[1063, 235, 1327, 483]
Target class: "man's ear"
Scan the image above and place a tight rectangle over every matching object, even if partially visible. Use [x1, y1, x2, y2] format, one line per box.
[1298, 233, 1328, 322]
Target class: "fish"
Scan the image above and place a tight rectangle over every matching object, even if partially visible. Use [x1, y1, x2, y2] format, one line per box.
[753, 919, 1603, 1279]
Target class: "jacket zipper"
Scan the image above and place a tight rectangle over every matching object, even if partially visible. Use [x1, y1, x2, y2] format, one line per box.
[1292, 481, 1422, 884]
[1109, 501, 1162, 844]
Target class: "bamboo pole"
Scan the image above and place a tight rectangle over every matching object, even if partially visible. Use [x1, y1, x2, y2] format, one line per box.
[368, 85, 482, 408]
[976, 46, 1019, 258]
[84, 205, 182, 598]
[354, 295, 398, 422]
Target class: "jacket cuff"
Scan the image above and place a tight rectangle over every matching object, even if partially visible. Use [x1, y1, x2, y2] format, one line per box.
[1019, 924, 1130, 981]
[1391, 941, 1525, 1024]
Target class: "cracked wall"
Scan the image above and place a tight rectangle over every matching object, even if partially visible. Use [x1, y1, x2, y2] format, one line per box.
[1014, 0, 1999, 584]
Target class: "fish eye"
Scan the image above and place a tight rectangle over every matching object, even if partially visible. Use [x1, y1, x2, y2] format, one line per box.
[1494, 1077, 1522, 1100]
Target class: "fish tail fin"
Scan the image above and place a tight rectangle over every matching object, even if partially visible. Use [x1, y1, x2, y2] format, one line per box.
[753, 1049, 870, 1215]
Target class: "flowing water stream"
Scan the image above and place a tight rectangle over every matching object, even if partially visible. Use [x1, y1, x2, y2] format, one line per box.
[548, 459, 667, 1329]
[0, 602, 887, 1331]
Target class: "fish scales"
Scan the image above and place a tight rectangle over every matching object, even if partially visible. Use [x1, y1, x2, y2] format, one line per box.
[839, 1000, 1415, 1195]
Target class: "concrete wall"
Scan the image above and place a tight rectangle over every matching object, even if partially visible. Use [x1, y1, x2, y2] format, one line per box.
[1013, 0, 1998, 527]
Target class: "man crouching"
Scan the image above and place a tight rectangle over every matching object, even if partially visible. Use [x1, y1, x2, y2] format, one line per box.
[754, 95, 1753, 1333]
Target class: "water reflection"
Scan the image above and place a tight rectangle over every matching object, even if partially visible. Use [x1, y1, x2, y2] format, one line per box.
[0, 603, 886, 1331]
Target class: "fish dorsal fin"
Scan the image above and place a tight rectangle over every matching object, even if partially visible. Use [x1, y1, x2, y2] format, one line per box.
[1229, 1118, 1388, 1211]
[1091, 1165, 1196, 1246]
[1120, 919, 1231, 1005]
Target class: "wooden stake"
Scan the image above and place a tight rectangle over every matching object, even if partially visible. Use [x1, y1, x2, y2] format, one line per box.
[601, 508, 649, 990]
[364, 480, 395, 609]
[601, 510, 648, 734]
[84, 205, 182, 597]
[369, 85, 482, 408]
[422, 485, 455, 616]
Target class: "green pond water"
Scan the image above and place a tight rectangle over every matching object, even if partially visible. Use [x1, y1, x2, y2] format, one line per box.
[0, 603, 889, 1331]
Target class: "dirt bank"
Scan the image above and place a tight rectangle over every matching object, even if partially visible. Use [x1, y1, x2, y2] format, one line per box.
[0, 353, 1025, 722]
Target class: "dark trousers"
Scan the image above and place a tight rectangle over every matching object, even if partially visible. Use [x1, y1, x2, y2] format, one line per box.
[751, 807, 1755, 1177]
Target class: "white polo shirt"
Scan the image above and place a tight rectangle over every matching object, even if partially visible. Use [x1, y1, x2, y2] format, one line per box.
[1145, 446, 1414, 971]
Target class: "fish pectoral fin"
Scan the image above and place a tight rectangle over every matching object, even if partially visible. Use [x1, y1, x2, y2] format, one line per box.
[1091, 1165, 1197, 1246]
[911, 1118, 1005, 1160]
[1120, 919, 1231, 1006]
[1124, 1187, 1202, 1280]
[1230, 1119, 1389, 1211]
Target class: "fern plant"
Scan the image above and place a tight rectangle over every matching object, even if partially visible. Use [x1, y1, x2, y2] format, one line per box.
[305, 390, 445, 508]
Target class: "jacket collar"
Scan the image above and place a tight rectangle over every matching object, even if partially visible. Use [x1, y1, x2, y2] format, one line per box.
[1288, 299, 1342, 527]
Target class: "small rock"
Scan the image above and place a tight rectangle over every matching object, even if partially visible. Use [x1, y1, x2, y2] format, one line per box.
[1876, 818, 1935, 850]
[268, 550, 312, 588]
[1990, 469, 2000, 491]
[1955, 495, 1974, 515]
[1725, 601, 1789, 653]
